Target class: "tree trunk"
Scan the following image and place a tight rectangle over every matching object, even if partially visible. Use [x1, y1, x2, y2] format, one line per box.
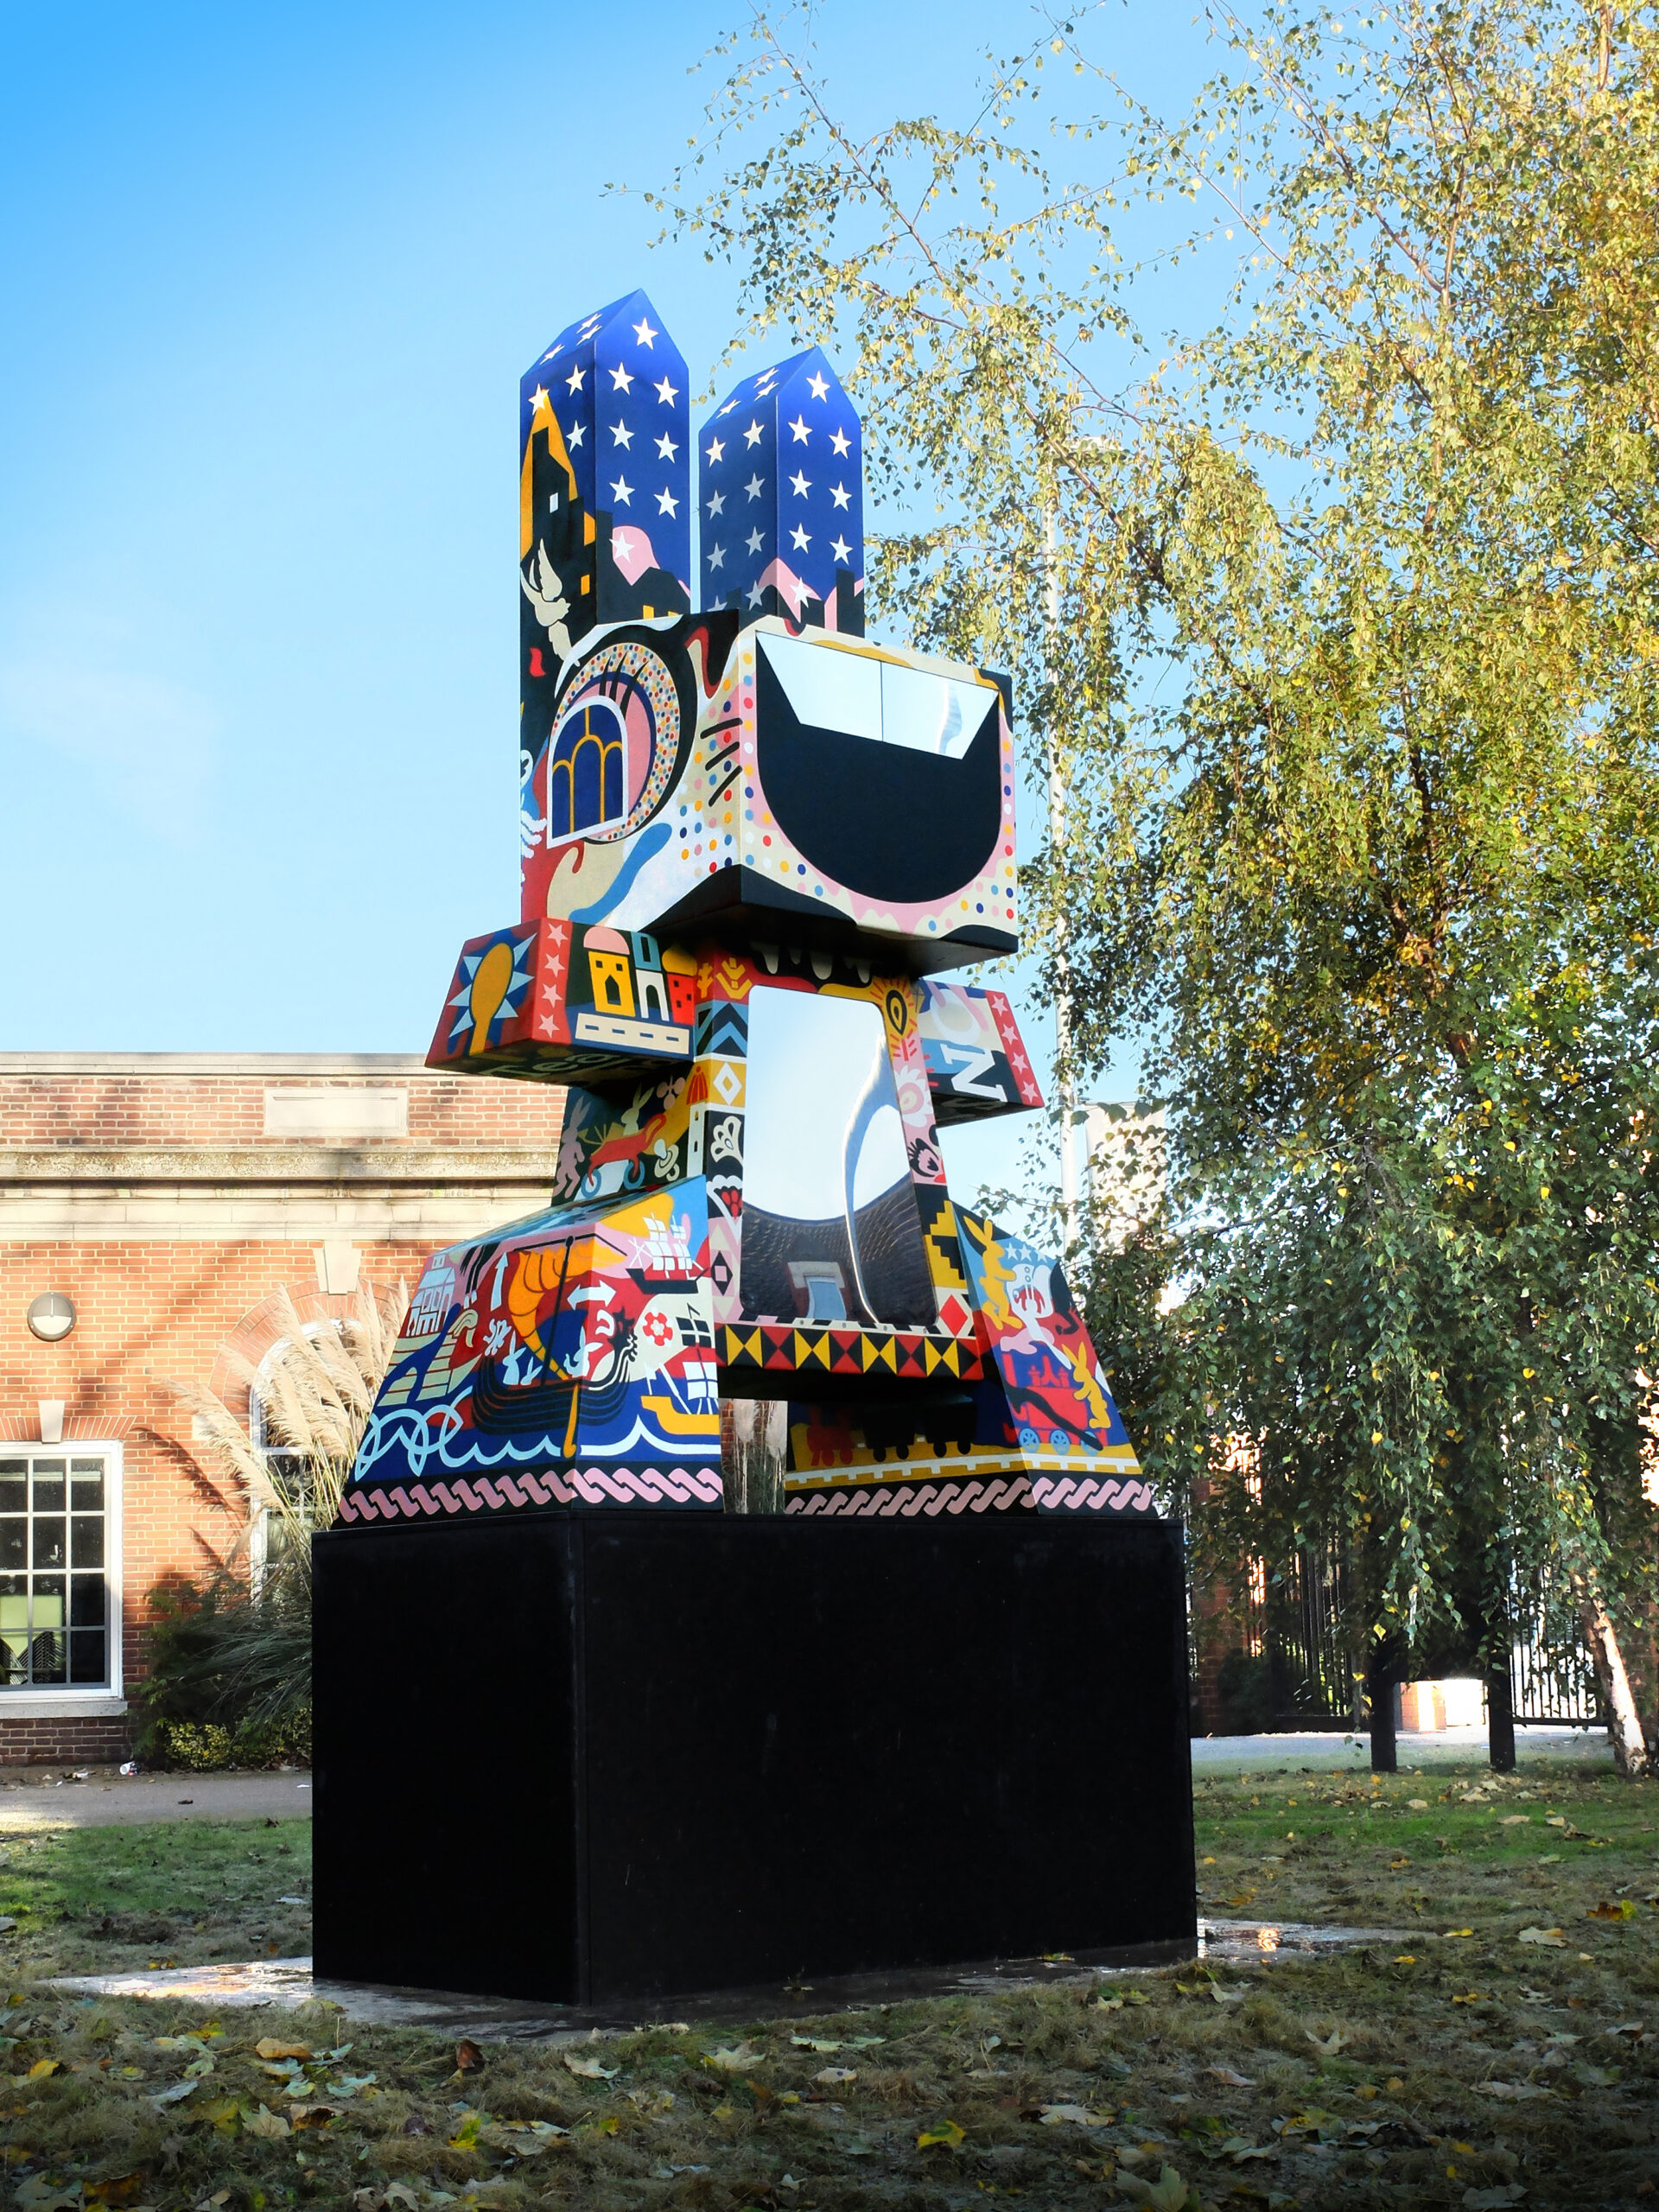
[1368, 1645, 1398, 1774]
[1486, 1658, 1516, 1772]
[1574, 1576, 1651, 1778]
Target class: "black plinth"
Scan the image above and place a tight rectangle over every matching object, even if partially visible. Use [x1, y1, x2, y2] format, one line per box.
[312, 1511, 1195, 2005]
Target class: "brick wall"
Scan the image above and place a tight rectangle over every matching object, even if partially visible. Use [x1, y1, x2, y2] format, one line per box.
[0, 1715, 135, 1767]
[0, 1057, 564, 1151]
[1, 1054, 563, 1769]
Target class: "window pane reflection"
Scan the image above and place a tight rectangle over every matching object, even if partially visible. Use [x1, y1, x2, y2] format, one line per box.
[739, 988, 935, 1328]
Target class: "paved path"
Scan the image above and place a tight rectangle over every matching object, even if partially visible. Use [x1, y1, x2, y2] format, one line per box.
[1190, 1723, 1611, 1772]
[0, 1723, 1611, 1829]
[0, 1767, 313, 1829]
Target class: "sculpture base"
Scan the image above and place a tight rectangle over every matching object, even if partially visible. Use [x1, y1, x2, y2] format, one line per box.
[312, 1511, 1195, 2005]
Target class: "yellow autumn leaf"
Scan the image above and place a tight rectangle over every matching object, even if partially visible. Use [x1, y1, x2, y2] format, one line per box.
[918, 2119, 966, 2149]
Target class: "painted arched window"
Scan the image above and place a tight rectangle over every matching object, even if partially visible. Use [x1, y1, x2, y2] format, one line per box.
[548, 698, 626, 838]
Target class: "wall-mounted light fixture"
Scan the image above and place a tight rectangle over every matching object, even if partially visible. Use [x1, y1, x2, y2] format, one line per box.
[27, 1293, 77, 1343]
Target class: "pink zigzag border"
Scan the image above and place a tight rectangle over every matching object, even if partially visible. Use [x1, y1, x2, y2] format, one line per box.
[337, 1465, 722, 1523]
[1030, 1475, 1156, 1514]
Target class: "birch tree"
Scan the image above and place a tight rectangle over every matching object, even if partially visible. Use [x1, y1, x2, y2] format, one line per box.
[664, 0, 1659, 1770]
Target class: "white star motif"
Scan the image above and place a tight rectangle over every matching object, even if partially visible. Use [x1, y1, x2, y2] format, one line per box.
[830, 426, 851, 456]
[789, 469, 810, 498]
[830, 534, 852, 563]
[654, 375, 678, 404]
[632, 315, 658, 347]
[807, 371, 830, 401]
[611, 474, 634, 505]
[655, 432, 678, 460]
[719, 398, 741, 416]
[743, 418, 764, 448]
[656, 487, 679, 517]
[707, 491, 726, 517]
[565, 365, 586, 394]
[790, 524, 810, 550]
[614, 529, 636, 559]
[830, 480, 851, 510]
[610, 420, 633, 448]
[609, 364, 634, 391]
[747, 581, 765, 607]
[705, 436, 726, 465]
[567, 421, 586, 448]
[746, 528, 764, 553]
[744, 474, 765, 501]
[707, 543, 726, 571]
[528, 385, 550, 412]
[788, 414, 810, 444]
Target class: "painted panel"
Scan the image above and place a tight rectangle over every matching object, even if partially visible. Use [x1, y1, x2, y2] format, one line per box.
[344, 1183, 721, 1516]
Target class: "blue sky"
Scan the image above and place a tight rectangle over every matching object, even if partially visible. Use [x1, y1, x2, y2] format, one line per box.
[0, 0, 1219, 1192]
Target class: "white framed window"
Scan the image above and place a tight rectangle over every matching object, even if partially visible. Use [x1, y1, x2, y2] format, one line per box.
[0, 1443, 124, 1711]
[247, 1327, 336, 1588]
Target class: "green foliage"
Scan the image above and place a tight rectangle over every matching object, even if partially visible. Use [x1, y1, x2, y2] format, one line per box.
[671, 0, 1659, 1741]
[144, 1713, 312, 1774]
[137, 1280, 407, 1761]
[130, 1579, 313, 1768]
[1214, 1649, 1277, 1735]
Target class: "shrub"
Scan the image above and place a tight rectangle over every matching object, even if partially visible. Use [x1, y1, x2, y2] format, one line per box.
[1215, 1648, 1277, 1734]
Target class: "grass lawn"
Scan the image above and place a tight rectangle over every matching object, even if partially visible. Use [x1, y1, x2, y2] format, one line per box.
[1, 1758, 1656, 2211]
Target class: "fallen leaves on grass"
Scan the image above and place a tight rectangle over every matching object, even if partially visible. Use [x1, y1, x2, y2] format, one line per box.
[1116, 2160, 1197, 2209]
[1517, 1926, 1566, 1946]
[1589, 1899, 1637, 1921]
[701, 2043, 763, 2074]
[253, 2039, 309, 2061]
[563, 2050, 620, 2079]
[1039, 2102, 1114, 2126]
[241, 2104, 290, 2139]
[916, 2119, 965, 2149]
[1305, 2028, 1349, 2055]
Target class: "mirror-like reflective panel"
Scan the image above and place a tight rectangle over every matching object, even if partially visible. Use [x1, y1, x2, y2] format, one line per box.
[740, 987, 935, 1328]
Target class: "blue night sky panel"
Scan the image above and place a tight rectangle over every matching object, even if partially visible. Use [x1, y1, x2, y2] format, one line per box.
[522, 289, 691, 595]
[696, 346, 864, 620]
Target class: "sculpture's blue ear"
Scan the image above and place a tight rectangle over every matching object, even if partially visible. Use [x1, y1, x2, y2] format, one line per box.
[518, 291, 691, 731]
[696, 346, 864, 635]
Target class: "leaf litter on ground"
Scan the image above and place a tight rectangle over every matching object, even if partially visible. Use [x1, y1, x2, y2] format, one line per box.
[3, 1758, 1656, 2210]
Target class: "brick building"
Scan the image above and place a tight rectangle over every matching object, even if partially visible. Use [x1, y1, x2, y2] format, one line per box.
[1, 1053, 563, 1768]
